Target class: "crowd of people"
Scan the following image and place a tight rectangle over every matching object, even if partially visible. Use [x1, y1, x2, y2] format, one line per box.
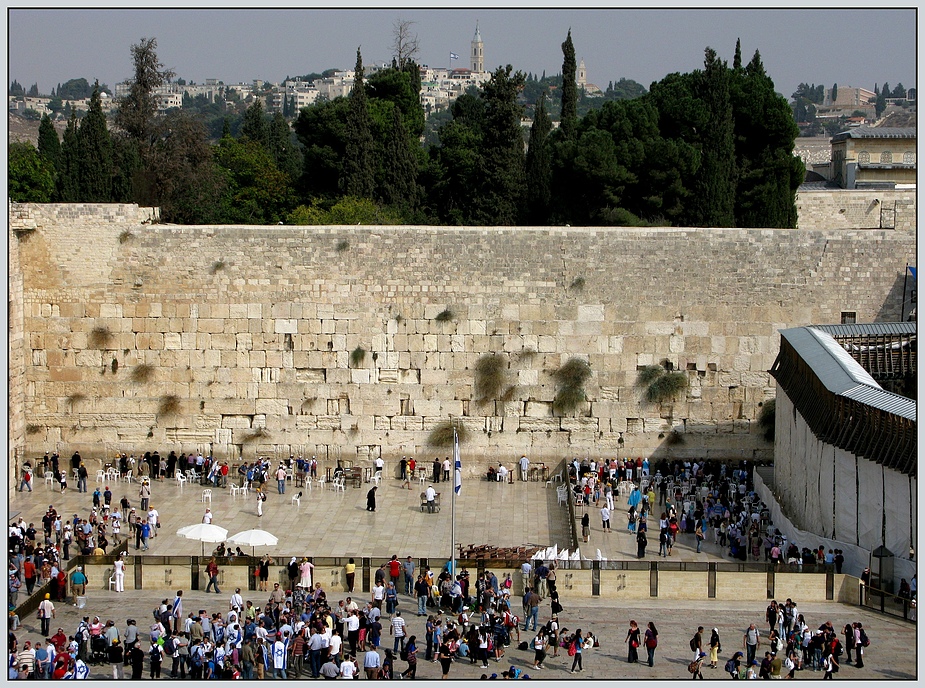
[8, 551, 592, 680]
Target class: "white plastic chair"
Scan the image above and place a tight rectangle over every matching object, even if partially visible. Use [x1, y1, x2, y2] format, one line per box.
[44, 471, 55, 486]
[291, 493, 301, 507]
[332, 476, 346, 493]
[556, 485, 568, 507]
[545, 471, 563, 489]
[229, 484, 241, 498]
[304, 478, 312, 492]
[108, 570, 116, 591]
[371, 474, 381, 487]
[176, 473, 187, 487]
[202, 489, 212, 503]
[418, 472, 426, 485]
[95, 470, 106, 483]
[315, 476, 326, 491]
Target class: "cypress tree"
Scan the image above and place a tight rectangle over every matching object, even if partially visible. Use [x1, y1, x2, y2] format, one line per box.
[76, 81, 113, 201]
[342, 47, 375, 199]
[268, 111, 303, 181]
[37, 113, 60, 171]
[523, 90, 552, 224]
[733, 38, 742, 71]
[693, 47, 736, 227]
[559, 29, 578, 139]
[241, 99, 270, 149]
[478, 65, 527, 225]
[57, 111, 80, 202]
[380, 104, 420, 210]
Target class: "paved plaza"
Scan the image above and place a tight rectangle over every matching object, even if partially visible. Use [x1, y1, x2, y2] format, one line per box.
[9, 471, 918, 681]
[13, 468, 746, 563]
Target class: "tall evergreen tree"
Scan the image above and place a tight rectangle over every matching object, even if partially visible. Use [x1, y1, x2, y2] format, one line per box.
[241, 99, 270, 149]
[268, 111, 303, 181]
[37, 114, 61, 171]
[478, 65, 527, 225]
[76, 82, 113, 201]
[380, 104, 420, 210]
[115, 37, 174, 146]
[342, 47, 376, 199]
[733, 38, 743, 71]
[730, 50, 802, 228]
[559, 29, 578, 139]
[692, 47, 736, 227]
[523, 90, 552, 224]
[57, 111, 81, 202]
[831, 82, 838, 103]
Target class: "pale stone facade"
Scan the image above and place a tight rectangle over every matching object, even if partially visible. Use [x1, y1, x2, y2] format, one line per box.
[7, 201, 914, 481]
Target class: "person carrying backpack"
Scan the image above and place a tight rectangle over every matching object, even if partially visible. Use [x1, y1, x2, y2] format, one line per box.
[725, 651, 743, 679]
[854, 623, 868, 668]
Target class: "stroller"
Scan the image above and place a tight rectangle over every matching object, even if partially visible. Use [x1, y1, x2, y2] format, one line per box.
[89, 636, 108, 664]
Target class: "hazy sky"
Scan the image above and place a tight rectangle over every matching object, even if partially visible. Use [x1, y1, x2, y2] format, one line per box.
[6, 7, 917, 100]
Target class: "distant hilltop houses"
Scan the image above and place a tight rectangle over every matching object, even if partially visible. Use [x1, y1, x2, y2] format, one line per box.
[9, 24, 605, 121]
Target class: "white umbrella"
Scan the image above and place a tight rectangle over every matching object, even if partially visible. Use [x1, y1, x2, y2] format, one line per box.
[226, 529, 278, 556]
[177, 523, 229, 556]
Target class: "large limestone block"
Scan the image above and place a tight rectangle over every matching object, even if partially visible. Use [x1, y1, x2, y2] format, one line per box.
[577, 304, 605, 322]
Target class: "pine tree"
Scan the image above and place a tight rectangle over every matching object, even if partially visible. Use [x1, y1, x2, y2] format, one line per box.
[57, 111, 81, 202]
[115, 37, 174, 146]
[523, 90, 552, 224]
[76, 81, 113, 202]
[478, 65, 527, 225]
[268, 111, 302, 181]
[559, 29, 578, 139]
[693, 47, 736, 227]
[831, 82, 838, 103]
[37, 114, 61, 171]
[342, 47, 376, 199]
[733, 38, 742, 71]
[380, 104, 420, 210]
[241, 99, 270, 149]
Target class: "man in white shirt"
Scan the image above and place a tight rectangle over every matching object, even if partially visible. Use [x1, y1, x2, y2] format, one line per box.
[600, 505, 612, 533]
[202, 508, 212, 524]
[425, 485, 437, 513]
[339, 655, 357, 679]
[390, 611, 407, 653]
[497, 463, 509, 482]
[519, 455, 530, 481]
[146, 506, 159, 538]
[374, 456, 384, 476]
[371, 582, 385, 609]
[229, 588, 243, 611]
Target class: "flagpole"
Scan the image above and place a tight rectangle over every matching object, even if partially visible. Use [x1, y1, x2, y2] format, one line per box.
[452, 421, 462, 578]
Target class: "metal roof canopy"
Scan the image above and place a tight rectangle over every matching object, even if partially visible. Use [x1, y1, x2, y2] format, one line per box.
[770, 324, 917, 476]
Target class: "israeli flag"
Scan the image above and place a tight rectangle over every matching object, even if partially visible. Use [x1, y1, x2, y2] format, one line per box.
[454, 429, 462, 496]
[450, 52, 459, 60]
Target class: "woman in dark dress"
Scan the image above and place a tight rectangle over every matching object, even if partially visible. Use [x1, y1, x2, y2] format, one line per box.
[625, 620, 641, 663]
[366, 486, 377, 512]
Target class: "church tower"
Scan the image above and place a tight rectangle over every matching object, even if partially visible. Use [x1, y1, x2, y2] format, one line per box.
[577, 59, 587, 89]
[471, 22, 483, 73]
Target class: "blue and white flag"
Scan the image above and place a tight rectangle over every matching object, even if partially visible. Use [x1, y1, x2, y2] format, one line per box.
[449, 52, 459, 60]
[454, 429, 462, 496]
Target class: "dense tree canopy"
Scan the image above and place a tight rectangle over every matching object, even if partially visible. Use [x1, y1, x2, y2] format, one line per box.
[12, 35, 801, 229]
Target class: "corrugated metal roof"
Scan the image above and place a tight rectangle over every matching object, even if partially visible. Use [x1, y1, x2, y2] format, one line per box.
[812, 322, 917, 337]
[779, 326, 916, 421]
[831, 126, 917, 142]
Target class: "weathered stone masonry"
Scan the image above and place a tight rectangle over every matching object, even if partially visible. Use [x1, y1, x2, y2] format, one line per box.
[8, 201, 914, 476]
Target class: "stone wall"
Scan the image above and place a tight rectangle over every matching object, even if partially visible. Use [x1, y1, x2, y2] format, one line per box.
[9, 202, 914, 472]
[796, 188, 916, 231]
[9, 204, 29, 495]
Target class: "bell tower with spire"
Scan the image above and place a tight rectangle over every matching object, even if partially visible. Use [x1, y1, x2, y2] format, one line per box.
[471, 22, 483, 73]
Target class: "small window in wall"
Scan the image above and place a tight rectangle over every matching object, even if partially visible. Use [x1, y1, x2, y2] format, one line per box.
[903, 151, 915, 164]
[841, 311, 857, 324]
[880, 150, 893, 164]
[857, 150, 870, 164]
